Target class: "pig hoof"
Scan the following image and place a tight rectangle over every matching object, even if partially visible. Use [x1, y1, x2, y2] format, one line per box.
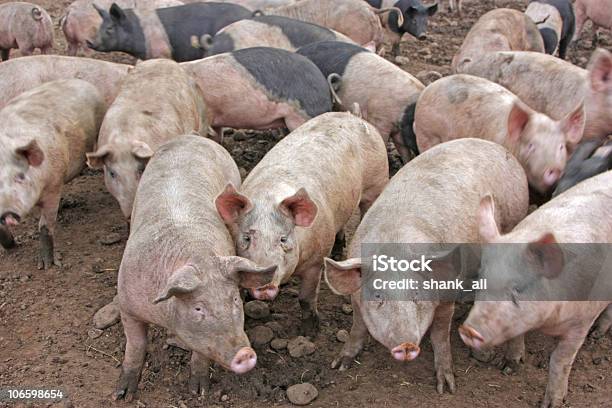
[331, 355, 354, 371]
[37, 255, 62, 270]
[113, 369, 140, 401]
[500, 358, 522, 375]
[300, 314, 320, 337]
[590, 322, 611, 339]
[436, 366, 456, 394]
[188, 373, 210, 396]
[541, 391, 565, 408]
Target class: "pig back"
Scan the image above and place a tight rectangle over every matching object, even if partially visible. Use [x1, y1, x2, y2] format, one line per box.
[350, 138, 529, 250]
[0, 78, 105, 182]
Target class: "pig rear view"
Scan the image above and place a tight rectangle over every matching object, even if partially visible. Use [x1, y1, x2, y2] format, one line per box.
[0, 2, 53, 61]
[451, 8, 544, 72]
[461, 170, 612, 408]
[215, 112, 389, 335]
[525, 0, 575, 59]
[87, 59, 210, 220]
[414, 74, 585, 193]
[0, 79, 105, 269]
[297, 40, 425, 162]
[181, 47, 333, 134]
[0, 55, 130, 109]
[324, 138, 529, 394]
[115, 135, 276, 400]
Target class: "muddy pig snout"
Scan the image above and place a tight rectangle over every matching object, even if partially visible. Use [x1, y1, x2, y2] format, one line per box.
[458, 324, 485, 350]
[391, 342, 421, 361]
[250, 284, 279, 301]
[230, 347, 257, 374]
[418, 34, 427, 40]
[0, 212, 20, 226]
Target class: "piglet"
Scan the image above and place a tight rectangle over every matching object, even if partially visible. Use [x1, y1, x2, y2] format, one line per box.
[324, 138, 529, 394]
[115, 135, 276, 400]
[414, 74, 585, 193]
[0, 79, 105, 268]
[215, 112, 389, 335]
[87, 59, 210, 220]
[0, 2, 53, 61]
[461, 170, 612, 408]
[451, 8, 544, 72]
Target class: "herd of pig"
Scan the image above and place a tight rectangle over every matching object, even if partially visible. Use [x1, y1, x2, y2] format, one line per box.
[0, 0, 612, 406]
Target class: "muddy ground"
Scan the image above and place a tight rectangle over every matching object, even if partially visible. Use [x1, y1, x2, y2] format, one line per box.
[0, 0, 610, 407]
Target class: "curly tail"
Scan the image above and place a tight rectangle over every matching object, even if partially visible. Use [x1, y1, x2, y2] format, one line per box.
[327, 73, 343, 106]
[31, 7, 43, 21]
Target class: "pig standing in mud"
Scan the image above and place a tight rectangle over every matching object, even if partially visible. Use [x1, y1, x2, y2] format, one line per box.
[297, 40, 425, 161]
[268, 0, 400, 49]
[458, 49, 612, 140]
[195, 15, 356, 56]
[215, 112, 389, 335]
[114, 135, 276, 400]
[525, 0, 575, 59]
[0, 79, 105, 269]
[88, 2, 252, 61]
[87, 59, 209, 220]
[451, 8, 544, 72]
[324, 138, 529, 394]
[552, 137, 612, 196]
[460, 170, 612, 408]
[0, 2, 53, 61]
[365, 0, 438, 53]
[180, 47, 333, 135]
[0, 55, 130, 109]
[414, 74, 585, 193]
[60, 0, 183, 56]
[573, 0, 612, 46]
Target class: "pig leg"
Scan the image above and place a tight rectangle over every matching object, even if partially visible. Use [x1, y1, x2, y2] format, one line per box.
[501, 335, 525, 374]
[66, 42, 79, 57]
[40, 45, 51, 55]
[431, 302, 456, 394]
[297, 263, 323, 337]
[114, 313, 148, 401]
[572, 5, 587, 43]
[37, 191, 62, 269]
[0, 225, 16, 249]
[189, 352, 211, 396]
[331, 296, 368, 371]
[542, 327, 590, 408]
[0, 49, 9, 61]
[591, 305, 612, 339]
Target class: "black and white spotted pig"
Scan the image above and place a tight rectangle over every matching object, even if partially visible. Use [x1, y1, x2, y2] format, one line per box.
[297, 40, 424, 161]
[87, 2, 252, 61]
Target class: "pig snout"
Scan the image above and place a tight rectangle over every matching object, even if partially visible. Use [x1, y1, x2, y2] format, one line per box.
[230, 347, 257, 374]
[391, 342, 421, 361]
[85, 40, 98, 50]
[250, 284, 279, 301]
[458, 324, 485, 350]
[543, 168, 561, 187]
[417, 34, 427, 40]
[0, 212, 20, 226]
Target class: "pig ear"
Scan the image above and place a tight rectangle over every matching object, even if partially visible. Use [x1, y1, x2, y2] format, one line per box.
[153, 265, 202, 304]
[324, 257, 362, 295]
[588, 48, 612, 92]
[109, 3, 126, 22]
[427, 3, 438, 16]
[215, 183, 253, 224]
[526, 233, 564, 279]
[92, 3, 108, 18]
[279, 188, 318, 228]
[507, 101, 530, 143]
[131, 140, 154, 162]
[478, 194, 500, 242]
[215, 256, 277, 289]
[561, 102, 586, 146]
[16, 140, 44, 167]
[86, 145, 112, 169]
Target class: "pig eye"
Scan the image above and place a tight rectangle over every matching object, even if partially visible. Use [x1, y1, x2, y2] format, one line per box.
[243, 234, 251, 243]
[194, 306, 206, 316]
[280, 236, 288, 244]
[107, 168, 117, 179]
[15, 173, 26, 183]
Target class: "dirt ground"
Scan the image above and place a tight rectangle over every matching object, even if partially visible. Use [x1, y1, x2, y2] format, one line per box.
[0, 0, 611, 407]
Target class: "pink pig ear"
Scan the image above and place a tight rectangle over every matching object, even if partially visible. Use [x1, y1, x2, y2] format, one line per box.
[478, 194, 500, 243]
[589, 48, 612, 92]
[16, 140, 44, 167]
[561, 102, 586, 146]
[279, 188, 318, 227]
[215, 183, 253, 224]
[86, 144, 113, 169]
[507, 101, 530, 144]
[324, 257, 362, 295]
[153, 265, 202, 304]
[526, 233, 564, 279]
